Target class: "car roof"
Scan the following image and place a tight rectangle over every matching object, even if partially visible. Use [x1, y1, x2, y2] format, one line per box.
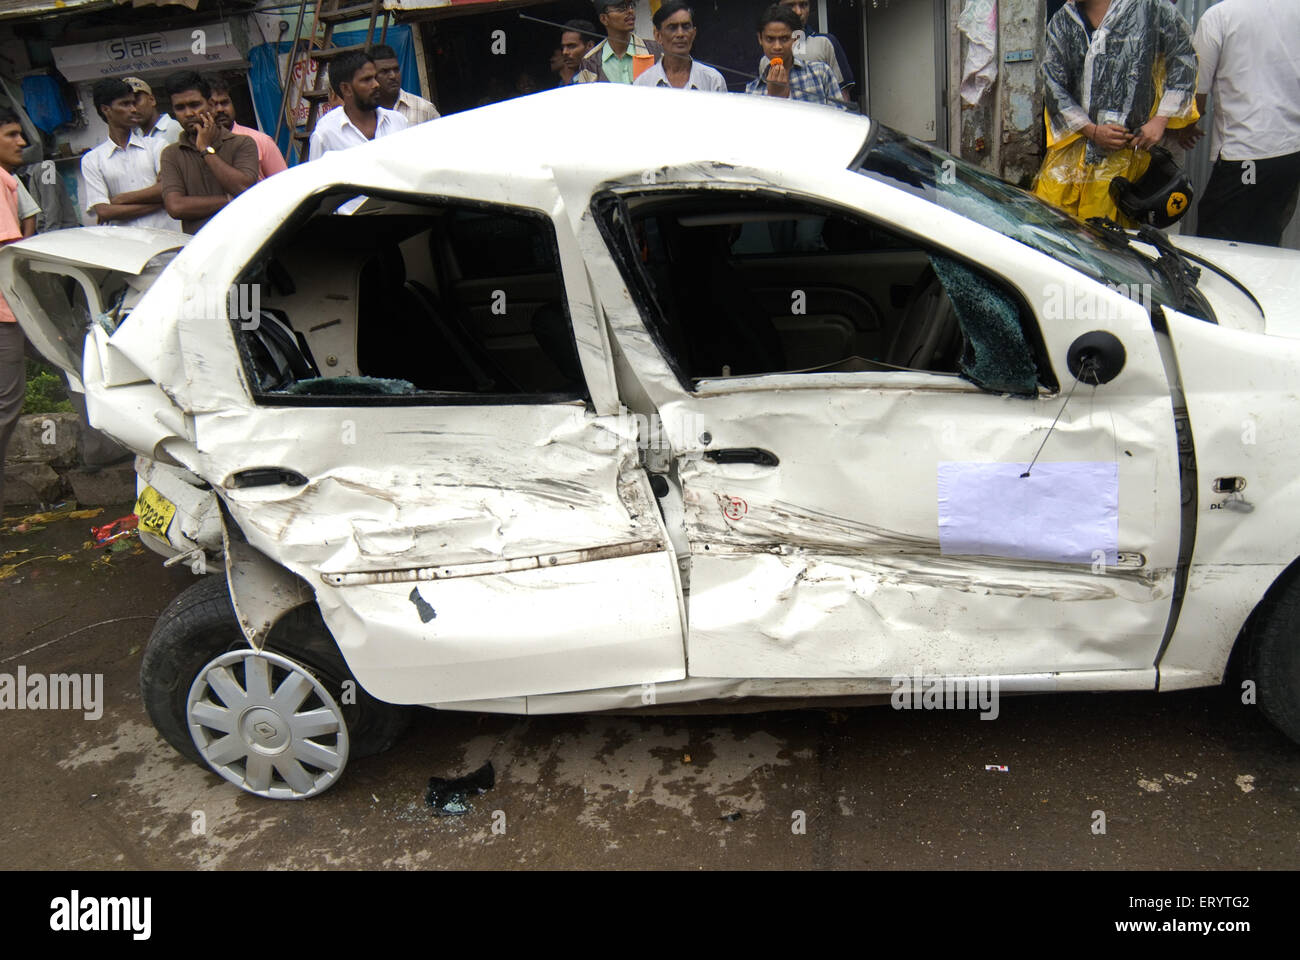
[300, 84, 872, 196]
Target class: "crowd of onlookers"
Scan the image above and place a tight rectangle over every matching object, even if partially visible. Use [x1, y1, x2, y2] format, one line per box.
[65, 42, 437, 239]
[15, 0, 1296, 246]
[1, 0, 1297, 512]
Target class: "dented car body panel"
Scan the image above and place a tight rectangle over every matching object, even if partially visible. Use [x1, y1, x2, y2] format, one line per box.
[3, 85, 1300, 716]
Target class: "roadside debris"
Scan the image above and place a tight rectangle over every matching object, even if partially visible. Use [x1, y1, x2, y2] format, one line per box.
[719, 812, 742, 822]
[91, 514, 138, 545]
[425, 761, 495, 816]
[985, 764, 1009, 772]
[0, 553, 58, 580]
[3, 505, 103, 534]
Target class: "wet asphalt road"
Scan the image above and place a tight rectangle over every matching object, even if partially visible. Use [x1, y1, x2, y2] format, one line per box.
[2, 504, 1298, 870]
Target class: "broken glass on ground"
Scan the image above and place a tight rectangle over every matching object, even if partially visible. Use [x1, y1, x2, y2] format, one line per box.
[425, 760, 495, 817]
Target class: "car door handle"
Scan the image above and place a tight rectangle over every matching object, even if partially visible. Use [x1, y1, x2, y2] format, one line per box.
[227, 467, 309, 489]
[703, 448, 779, 467]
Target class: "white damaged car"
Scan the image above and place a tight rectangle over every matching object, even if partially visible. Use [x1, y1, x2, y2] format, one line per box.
[5, 85, 1299, 800]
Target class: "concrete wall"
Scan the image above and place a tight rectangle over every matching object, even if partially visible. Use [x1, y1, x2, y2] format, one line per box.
[952, 0, 1044, 186]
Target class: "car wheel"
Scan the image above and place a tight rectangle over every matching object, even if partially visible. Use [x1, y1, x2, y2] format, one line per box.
[1244, 574, 1300, 746]
[140, 573, 412, 797]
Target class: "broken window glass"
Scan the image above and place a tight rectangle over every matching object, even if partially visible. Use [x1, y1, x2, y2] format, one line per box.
[602, 193, 1044, 392]
[929, 254, 1038, 396]
[234, 191, 589, 404]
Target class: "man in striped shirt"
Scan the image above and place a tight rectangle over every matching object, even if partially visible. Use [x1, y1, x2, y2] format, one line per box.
[745, 5, 845, 108]
[372, 44, 440, 124]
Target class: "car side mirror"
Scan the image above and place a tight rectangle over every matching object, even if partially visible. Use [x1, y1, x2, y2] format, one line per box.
[1067, 330, 1126, 384]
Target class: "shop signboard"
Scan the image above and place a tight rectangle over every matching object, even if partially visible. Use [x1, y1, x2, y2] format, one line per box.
[53, 22, 243, 83]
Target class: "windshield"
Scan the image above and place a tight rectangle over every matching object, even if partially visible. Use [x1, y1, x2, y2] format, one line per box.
[853, 126, 1199, 316]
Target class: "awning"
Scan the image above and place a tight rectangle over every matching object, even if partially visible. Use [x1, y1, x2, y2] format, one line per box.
[113, 0, 202, 9]
[0, 0, 113, 22]
[383, 0, 559, 18]
[0, 0, 201, 21]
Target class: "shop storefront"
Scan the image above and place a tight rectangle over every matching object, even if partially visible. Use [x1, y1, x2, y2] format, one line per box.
[49, 19, 254, 221]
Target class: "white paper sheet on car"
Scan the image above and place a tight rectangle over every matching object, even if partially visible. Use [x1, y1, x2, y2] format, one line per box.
[937, 461, 1119, 564]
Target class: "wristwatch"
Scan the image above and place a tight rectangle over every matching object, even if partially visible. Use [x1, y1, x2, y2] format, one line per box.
[204, 146, 216, 155]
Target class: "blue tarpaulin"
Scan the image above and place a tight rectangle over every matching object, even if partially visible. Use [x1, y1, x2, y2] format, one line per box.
[247, 23, 418, 166]
[21, 74, 73, 134]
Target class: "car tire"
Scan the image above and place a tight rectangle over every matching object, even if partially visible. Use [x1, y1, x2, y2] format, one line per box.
[140, 573, 412, 771]
[1244, 573, 1300, 746]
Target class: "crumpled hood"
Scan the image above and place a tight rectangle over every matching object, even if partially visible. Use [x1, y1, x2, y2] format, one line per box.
[1172, 235, 1300, 338]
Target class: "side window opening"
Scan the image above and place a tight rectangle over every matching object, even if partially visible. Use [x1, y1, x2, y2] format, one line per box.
[600, 193, 1048, 395]
[234, 192, 588, 405]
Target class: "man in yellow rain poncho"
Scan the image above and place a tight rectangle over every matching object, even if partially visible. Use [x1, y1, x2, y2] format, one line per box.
[1033, 0, 1200, 225]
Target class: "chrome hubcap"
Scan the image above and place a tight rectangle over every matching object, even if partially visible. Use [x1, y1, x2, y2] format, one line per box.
[187, 649, 349, 800]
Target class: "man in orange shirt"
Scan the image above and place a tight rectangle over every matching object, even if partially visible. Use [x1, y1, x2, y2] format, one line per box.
[0, 107, 36, 512]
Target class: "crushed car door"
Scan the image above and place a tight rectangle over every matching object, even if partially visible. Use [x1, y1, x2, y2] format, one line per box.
[0, 228, 193, 460]
[178, 189, 686, 705]
[590, 174, 1181, 682]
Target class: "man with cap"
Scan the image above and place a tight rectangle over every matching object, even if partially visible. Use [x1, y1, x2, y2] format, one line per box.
[574, 1, 662, 84]
[124, 77, 182, 146]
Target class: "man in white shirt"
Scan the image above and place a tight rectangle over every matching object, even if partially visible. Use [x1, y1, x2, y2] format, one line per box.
[308, 51, 410, 161]
[371, 44, 440, 124]
[633, 2, 727, 92]
[124, 77, 182, 146]
[1192, 0, 1300, 245]
[80, 78, 178, 231]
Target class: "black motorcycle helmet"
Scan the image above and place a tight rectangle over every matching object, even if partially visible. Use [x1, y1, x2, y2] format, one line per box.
[1109, 145, 1194, 229]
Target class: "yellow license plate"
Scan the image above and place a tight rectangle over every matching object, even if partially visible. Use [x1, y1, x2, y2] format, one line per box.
[135, 485, 177, 539]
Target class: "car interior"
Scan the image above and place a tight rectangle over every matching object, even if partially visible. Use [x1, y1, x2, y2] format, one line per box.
[225, 188, 1046, 402]
[600, 191, 1045, 394]
[235, 192, 587, 402]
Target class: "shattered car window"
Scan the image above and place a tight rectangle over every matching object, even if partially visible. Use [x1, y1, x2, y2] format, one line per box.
[930, 254, 1038, 396]
[853, 126, 1201, 317]
[233, 191, 588, 405]
[602, 192, 1047, 392]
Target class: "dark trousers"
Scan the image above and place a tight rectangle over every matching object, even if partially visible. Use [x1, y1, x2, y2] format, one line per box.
[1197, 150, 1300, 246]
[0, 321, 26, 514]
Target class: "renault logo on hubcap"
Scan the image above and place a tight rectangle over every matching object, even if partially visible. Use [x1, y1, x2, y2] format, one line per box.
[254, 720, 277, 740]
